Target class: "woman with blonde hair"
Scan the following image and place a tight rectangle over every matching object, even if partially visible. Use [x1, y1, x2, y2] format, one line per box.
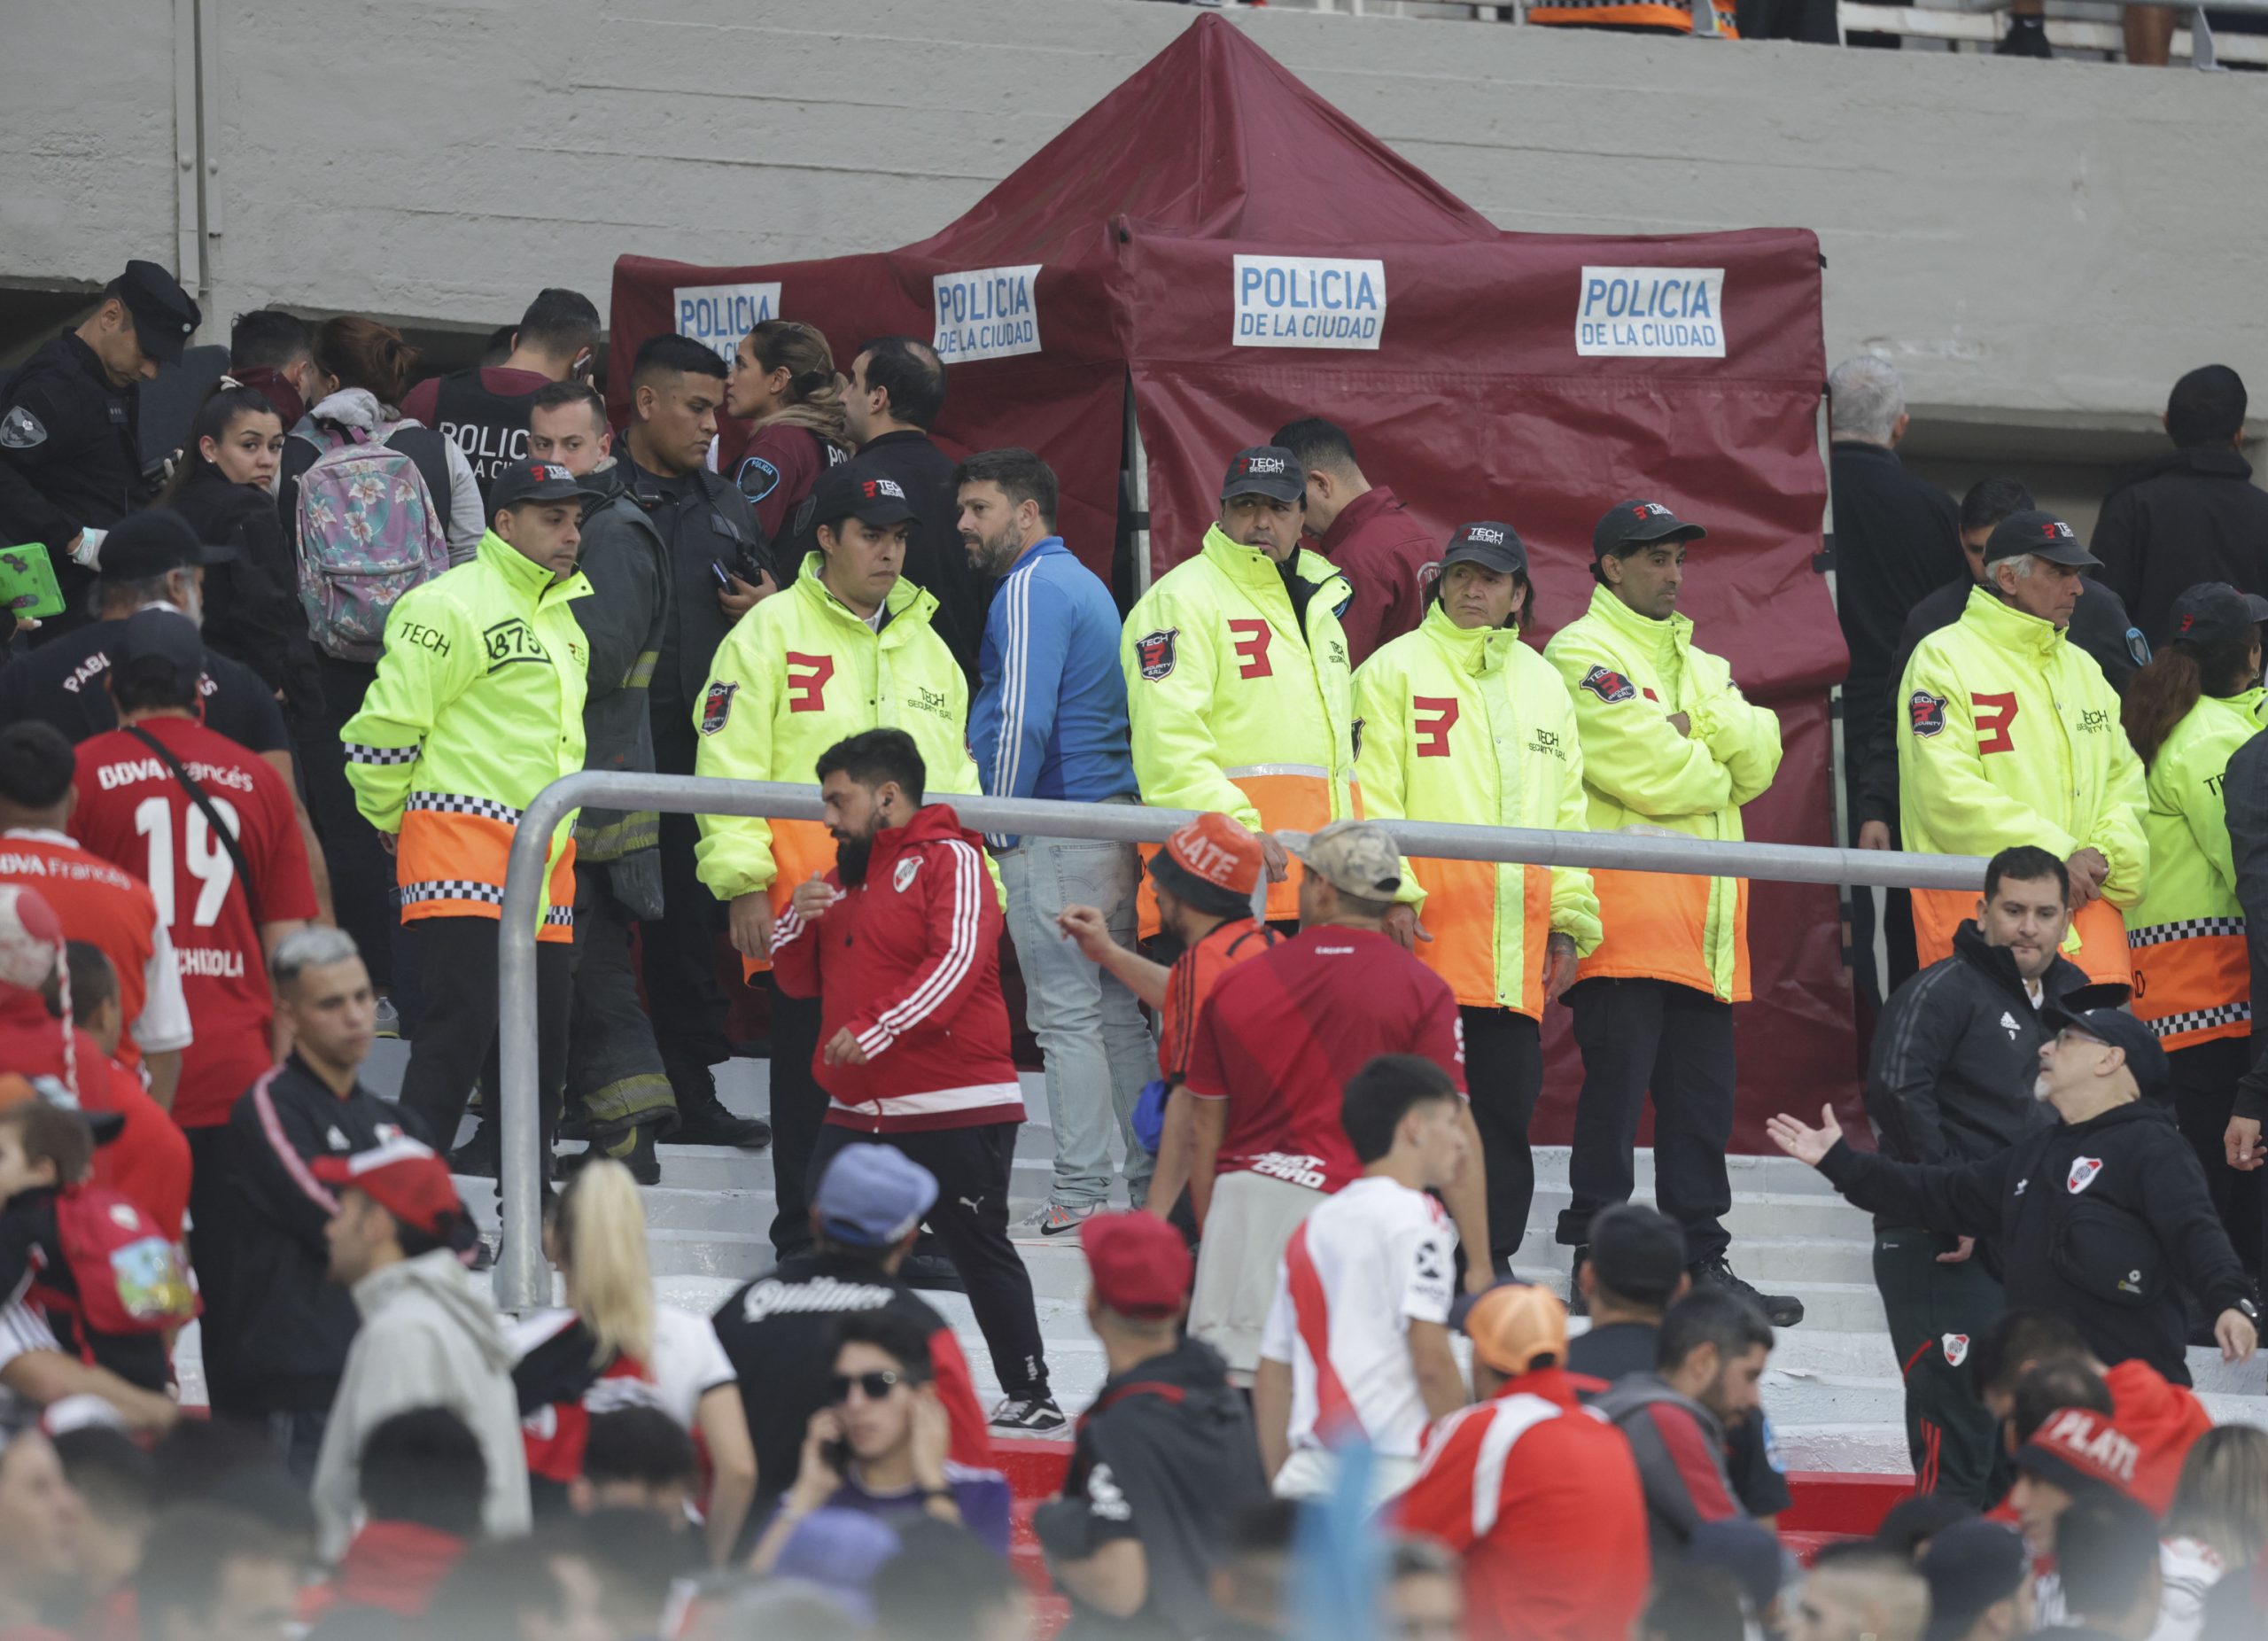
[722, 318, 853, 546]
[2166, 1425, 2268, 1570]
[509, 1159, 757, 1563]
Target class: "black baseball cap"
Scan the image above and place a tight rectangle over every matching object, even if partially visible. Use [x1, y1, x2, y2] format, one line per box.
[95, 509, 237, 582]
[1982, 509, 2101, 570]
[1221, 446, 1304, 506]
[1441, 520, 1528, 578]
[1920, 1520, 2031, 1641]
[113, 605, 204, 685]
[805, 461, 920, 533]
[489, 459, 595, 513]
[1593, 499, 1706, 557]
[115, 261, 201, 368]
[2041, 990, 2170, 1098]
[2166, 580, 2268, 647]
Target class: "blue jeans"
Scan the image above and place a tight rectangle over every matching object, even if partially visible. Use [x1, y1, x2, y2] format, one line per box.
[998, 830, 1156, 1208]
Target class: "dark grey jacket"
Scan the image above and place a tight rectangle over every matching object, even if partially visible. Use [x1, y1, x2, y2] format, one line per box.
[2224, 726, 2268, 1123]
[1590, 1373, 1747, 1563]
[571, 459, 671, 918]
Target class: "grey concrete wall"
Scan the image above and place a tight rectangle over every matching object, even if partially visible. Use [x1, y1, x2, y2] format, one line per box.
[4, 0, 2260, 436]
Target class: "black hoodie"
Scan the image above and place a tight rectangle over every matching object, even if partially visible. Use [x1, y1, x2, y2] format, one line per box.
[1821, 1097, 2251, 1383]
[2093, 445, 2268, 647]
[1037, 1336, 1270, 1641]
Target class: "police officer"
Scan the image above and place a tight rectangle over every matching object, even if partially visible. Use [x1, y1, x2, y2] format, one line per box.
[1862, 845, 2093, 1508]
[1770, 997, 2261, 1388]
[1543, 500, 1792, 1326]
[1121, 446, 1357, 930]
[339, 457, 596, 1167]
[1355, 521, 1600, 1272]
[400, 287, 603, 505]
[693, 460, 980, 1260]
[0, 261, 201, 640]
[1897, 509, 2148, 988]
[620, 334, 774, 1150]
[1034, 1212, 1269, 1639]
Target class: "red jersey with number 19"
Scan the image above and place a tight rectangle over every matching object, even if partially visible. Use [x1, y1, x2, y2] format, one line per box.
[1183, 926, 1465, 1194]
[69, 717, 316, 1128]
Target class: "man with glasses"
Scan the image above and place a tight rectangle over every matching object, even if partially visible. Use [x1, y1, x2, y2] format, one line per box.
[1768, 998, 2258, 1386]
[750, 1310, 1013, 1567]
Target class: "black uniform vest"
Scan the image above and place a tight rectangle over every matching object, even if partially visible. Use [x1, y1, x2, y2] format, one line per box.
[433, 369, 539, 502]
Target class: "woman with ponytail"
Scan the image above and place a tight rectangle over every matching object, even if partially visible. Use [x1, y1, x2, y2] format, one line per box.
[2120, 579, 2268, 1258]
[159, 381, 326, 719]
[508, 1159, 757, 1562]
[723, 320, 853, 546]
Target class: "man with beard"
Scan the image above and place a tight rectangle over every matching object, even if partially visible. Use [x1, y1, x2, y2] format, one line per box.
[695, 463, 983, 1264]
[959, 447, 1148, 1236]
[769, 728, 1061, 1435]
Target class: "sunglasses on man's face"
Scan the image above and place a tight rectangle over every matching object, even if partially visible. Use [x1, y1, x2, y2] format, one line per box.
[827, 1369, 907, 1404]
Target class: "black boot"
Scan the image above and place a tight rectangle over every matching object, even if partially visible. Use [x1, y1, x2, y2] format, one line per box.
[448, 1122, 500, 1179]
[668, 1064, 773, 1149]
[559, 1123, 662, 1186]
[1994, 14, 2051, 56]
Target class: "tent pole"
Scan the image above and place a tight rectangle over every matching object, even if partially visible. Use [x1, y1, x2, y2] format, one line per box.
[1126, 372, 1153, 595]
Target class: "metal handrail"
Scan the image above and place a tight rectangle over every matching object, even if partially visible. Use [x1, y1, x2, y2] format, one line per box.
[493, 771, 1990, 1309]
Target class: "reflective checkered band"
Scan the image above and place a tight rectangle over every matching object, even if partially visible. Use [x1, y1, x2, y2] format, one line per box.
[2146, 1000, 2251, 1039]
[405, 790, 524, 826]
[543, 905, 575, 927]
[2127, 916, 2245, 948]
[400, 879, 504, 907]
[344, 743, 420, 766]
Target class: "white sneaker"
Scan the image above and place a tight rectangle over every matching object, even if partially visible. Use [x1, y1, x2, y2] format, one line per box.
[1013, 1202, 1096, 1237]
[990, 1395, 1067, 1435]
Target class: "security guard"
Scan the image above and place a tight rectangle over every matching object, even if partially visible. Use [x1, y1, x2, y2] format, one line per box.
[1122, 445, 1356, 929]
[693, 459, 982, 1261]
[1898, 509, 2148, 987]
[1542, 500, 1792, 1325]
[1355, 521, 1601, 1272]
[340, 457, 594, 1166]
[1862, 845, 2093, 1508]
[1771, 997, 2260, 1388]
[2119, 581, 2265, 1252]
[0, 261, 201, 639]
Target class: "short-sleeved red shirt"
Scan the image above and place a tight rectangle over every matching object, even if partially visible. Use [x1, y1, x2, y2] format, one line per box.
[1183, 925, 1465, 1194]
[70, 717, 318, 1129]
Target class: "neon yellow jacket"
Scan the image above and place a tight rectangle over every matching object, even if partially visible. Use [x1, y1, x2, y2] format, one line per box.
[1122, 525, 1358, 925]
[340, 530, 591, 942]
[692, 553, 981, 910]
[1542, 583, 1781, 1001]
[2124, 687, 2262, 1048]
[1355, 604, 1601, 1019]
[1898, 586, 2148, 984]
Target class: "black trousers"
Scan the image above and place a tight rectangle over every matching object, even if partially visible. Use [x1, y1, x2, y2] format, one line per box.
[567, 867, 677, 1142]
[395, 915, 572, 1159]
[1463, 1007, 1543, 1271]
[641, 712, 734, 1082]
[807, 1122, 1048, 1400]
[1557, 977, 1736, 1266]
[2163, 1036, 2262, 1276]
[1874, 1226, 2008, 1507]
[299, 654, 396, 991]
[765, 978, 828, 1259]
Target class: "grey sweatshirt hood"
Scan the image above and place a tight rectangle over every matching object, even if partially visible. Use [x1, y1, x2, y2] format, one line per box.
[352, 1248, 516, 1373]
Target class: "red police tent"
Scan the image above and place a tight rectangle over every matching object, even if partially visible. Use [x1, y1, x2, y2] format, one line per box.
[610, 12, 1853, 1147]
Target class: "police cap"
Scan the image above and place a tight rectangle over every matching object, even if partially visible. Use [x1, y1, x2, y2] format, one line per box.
[114, 261, 201, 368]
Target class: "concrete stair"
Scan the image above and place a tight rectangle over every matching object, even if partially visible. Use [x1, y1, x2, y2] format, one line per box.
[168, 1041, 2265, 1476]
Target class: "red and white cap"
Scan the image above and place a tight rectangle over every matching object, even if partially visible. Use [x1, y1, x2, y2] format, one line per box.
[313, 1136, 467, 1237]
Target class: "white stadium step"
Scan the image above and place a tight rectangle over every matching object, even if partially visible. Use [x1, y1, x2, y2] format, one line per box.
[196, 1041, 2256, 1477]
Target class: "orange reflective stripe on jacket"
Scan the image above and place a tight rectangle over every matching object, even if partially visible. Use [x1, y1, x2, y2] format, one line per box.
[736, 817, 837, 981]
[1418, 859, 1554, 1019]
[394, 793, 577, 943]
[1135, 766, 1349, 935]
[1585, 868, 1751, 1002]
[1915, 892, 2133, 990]
[1527, 2, 1738, 31]
[2126, 919, 2249, 1049]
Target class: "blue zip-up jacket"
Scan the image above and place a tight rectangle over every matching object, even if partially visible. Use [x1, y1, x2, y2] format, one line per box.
[972, 537, 1138, 847]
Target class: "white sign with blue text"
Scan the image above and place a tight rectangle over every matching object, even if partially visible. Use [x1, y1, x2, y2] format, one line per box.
[673, 283, 781, 364]
[1575, 268, 1726, 359]
[1231, 256, 1386, 350]
[933, 266, 1044, 363]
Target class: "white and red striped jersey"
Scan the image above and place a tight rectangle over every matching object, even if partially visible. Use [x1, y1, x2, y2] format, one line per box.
[1257, 1176, 1455, 1460]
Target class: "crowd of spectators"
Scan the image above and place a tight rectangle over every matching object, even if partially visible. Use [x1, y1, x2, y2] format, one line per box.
[0, 255, 2266, 1639]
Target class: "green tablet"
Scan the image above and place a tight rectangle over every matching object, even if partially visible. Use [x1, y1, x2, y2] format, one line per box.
[0, 542, 64, 621]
